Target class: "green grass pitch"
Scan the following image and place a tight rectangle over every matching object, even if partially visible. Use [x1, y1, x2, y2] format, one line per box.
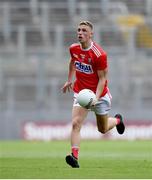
[0, 140, 152, 178]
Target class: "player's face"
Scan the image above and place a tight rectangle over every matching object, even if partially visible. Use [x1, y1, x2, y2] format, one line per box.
[77, 25, 93, 44]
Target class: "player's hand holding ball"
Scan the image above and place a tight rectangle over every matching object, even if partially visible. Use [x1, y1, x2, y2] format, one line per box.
[77, 89, 97, 109]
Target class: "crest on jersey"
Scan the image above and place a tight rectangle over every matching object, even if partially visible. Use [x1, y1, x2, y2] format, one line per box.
[74, 61, 93, 74]
[88, 58, 92, 63]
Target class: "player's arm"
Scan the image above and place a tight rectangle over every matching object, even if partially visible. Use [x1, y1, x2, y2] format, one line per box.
[62, 59, 75, 93]
[96, 68, 108, 100]
[68, 59, 75, 83]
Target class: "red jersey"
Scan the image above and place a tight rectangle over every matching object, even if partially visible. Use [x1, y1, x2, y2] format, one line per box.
[69, 41, 108, 97]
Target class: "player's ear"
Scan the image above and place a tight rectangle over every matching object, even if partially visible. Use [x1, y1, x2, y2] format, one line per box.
[90, 31, 93, 38]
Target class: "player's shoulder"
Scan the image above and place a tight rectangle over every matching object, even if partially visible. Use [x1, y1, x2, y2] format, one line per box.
[69, 43, 80, 50]
[91, 42, 107, 58]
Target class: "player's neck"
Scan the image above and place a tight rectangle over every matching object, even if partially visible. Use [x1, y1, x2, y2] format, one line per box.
[80, 40, 93, 50]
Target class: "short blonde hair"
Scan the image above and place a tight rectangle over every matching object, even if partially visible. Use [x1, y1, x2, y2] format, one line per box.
[79, 21, 93, 30]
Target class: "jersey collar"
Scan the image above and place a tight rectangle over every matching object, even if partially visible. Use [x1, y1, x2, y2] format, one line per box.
[80, 41, 93, 51]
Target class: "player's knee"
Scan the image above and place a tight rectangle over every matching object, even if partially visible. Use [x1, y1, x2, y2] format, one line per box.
[72, 119, 81, 131]
[97, 127, 108, 134]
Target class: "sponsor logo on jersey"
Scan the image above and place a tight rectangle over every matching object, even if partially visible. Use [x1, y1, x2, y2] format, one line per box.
[80, 54, 85, 59]
[74, 61, 93, 74]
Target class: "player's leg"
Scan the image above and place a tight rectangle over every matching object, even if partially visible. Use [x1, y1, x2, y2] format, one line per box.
[96, 114, 125, 134]
[94, 93, 125, 134]
[96, 114, 119, 133]
[66, 105, 88, 168]
[71, 106, 88, 151]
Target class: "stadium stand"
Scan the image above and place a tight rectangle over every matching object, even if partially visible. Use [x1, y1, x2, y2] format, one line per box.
[0, 0, 152, 139]
[136, 23, 152, 49]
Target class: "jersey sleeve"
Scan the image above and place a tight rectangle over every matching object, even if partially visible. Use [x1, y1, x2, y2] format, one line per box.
[69, 46, 75, 62]
[96, 53, 107, 70]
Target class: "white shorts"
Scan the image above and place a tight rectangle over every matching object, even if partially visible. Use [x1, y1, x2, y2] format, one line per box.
[73, 91, 112, 115]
